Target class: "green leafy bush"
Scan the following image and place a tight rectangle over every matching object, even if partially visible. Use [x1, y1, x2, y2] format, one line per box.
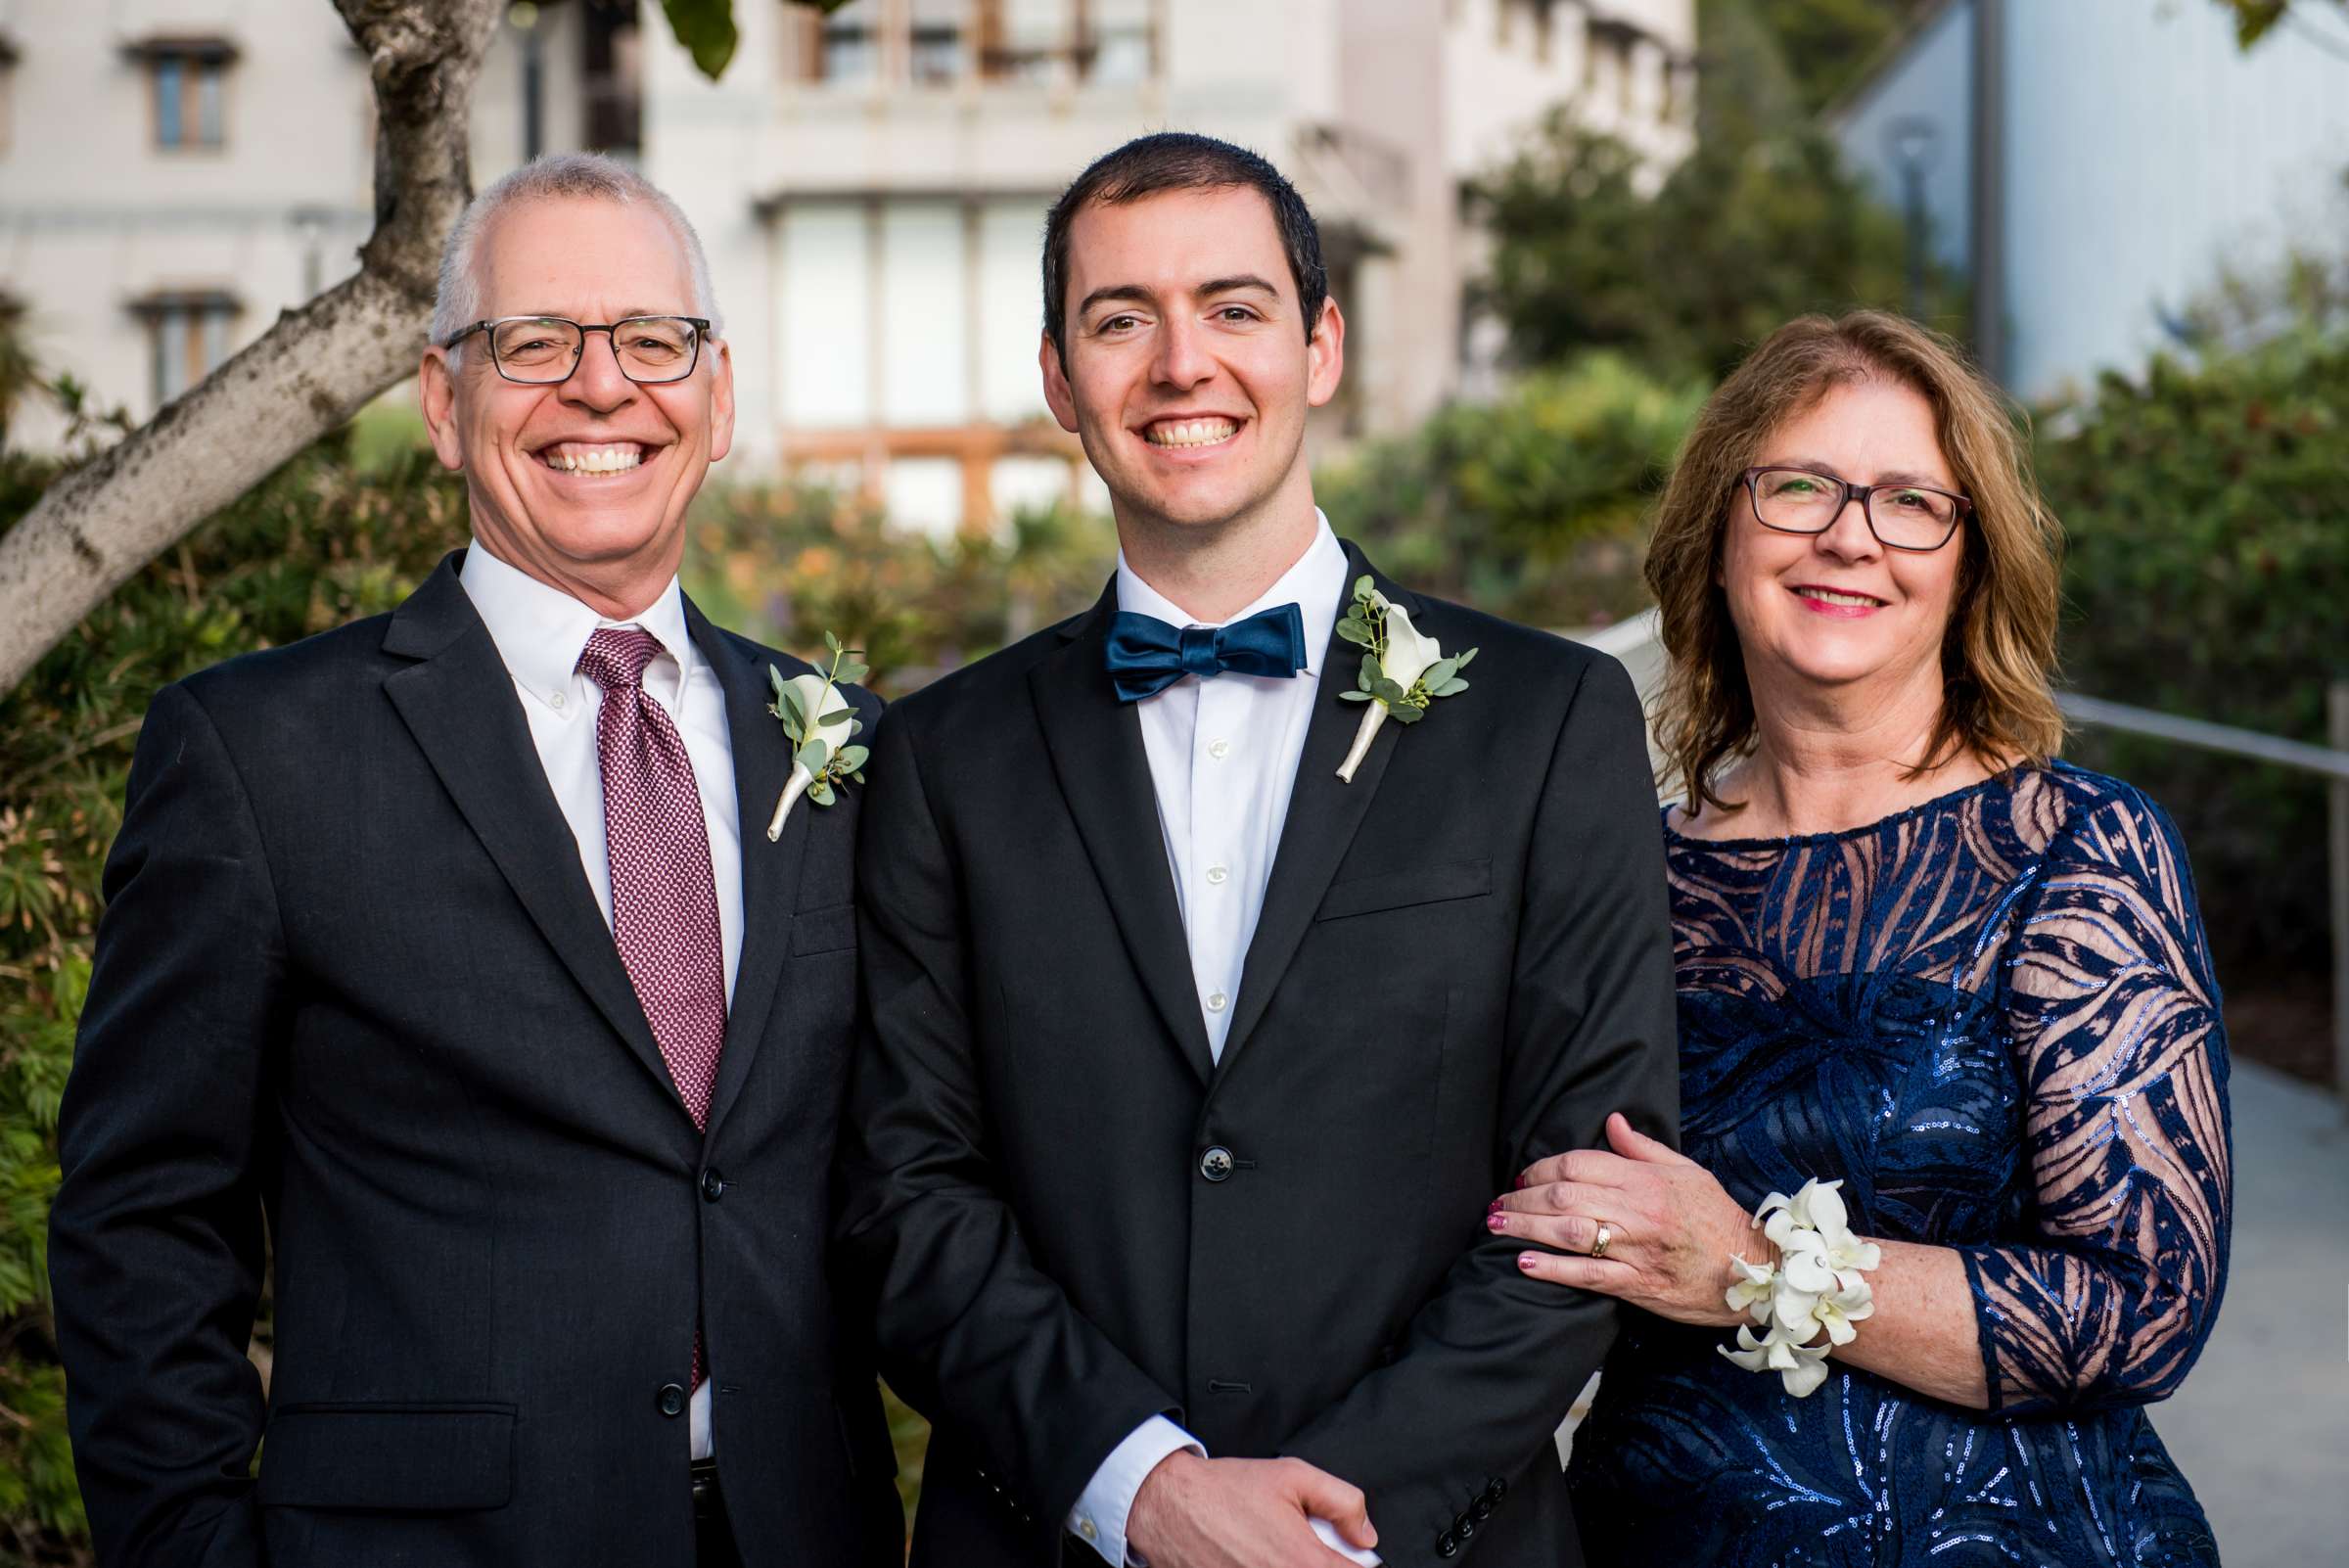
[2035, 332, 2349, 1047]
[1318, 353, 1709, 629]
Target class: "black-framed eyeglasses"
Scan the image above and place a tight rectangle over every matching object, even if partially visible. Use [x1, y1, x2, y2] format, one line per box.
[440, 315, 712, 385]
[1737, 465, 1972, 553]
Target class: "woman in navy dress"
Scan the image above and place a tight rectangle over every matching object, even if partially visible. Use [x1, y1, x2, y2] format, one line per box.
[1492, 311, 2229, 1565]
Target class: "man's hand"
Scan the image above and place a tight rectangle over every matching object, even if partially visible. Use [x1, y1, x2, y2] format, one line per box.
[1126, 1452, 1377, 1568]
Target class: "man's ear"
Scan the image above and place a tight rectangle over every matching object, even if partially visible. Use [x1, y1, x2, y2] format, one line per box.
[1039, 333, 1082, 436]
[419, 348, 467, 472]
[1305, 297, 1346, 410]
[707, 337, 737, 464]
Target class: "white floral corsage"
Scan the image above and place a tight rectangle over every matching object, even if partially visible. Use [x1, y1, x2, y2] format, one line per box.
[766, 631, 870, 840]
[1717, 1176, 1881, 1398]
[1333, 576, 1476, 784]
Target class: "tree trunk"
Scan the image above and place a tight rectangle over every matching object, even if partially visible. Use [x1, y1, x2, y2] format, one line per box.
[0, 0, 504, 698]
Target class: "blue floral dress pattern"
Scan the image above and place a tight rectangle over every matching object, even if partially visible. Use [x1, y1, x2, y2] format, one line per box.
[1566, 764, 2230, 1566]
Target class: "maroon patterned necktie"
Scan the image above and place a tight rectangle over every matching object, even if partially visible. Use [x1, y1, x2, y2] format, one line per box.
[577, 626, 726, 1386]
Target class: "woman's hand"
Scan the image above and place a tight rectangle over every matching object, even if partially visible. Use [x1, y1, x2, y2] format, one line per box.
[1490, 1113, 1764, 1328]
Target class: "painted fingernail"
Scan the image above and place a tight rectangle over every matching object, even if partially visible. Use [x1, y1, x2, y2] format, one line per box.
[1487, 1212, 1507, 1232]
[1518, 1253, 1540, 1270]
[1487, 1197, 1503, 1215]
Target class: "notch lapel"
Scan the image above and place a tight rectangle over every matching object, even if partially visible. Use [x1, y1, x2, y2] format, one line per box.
[1028, 583, 1217, 1084]
[1216, 544, 1410, 1077]
[691, 602, 813, 1146]
[382, 555, 691, 1130]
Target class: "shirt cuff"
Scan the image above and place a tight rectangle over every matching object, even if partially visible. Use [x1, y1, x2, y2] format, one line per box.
[1311, 1514, 1382, 1565]
[1067, 1414, 1202, 1567]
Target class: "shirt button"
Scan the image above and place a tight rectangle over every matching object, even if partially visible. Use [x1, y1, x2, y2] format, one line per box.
[1079, 1519, 1099, 1542]
[1206, 864, 1229, 886]
[1206, 991, 1228, 1012]
[1208, 738, 1232, 760]
[549, 691, 566, 708]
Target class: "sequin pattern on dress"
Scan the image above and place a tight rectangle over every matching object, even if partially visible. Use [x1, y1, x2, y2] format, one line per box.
[1566, 764, 2230, 1567]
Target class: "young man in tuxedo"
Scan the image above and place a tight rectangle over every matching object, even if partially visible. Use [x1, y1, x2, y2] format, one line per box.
[48, 155, 900, 1568]
[839, 132, 1679, 1568]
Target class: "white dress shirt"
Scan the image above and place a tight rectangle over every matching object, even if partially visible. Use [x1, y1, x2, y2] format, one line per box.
[1066, 516, 1379, 1566]
[458, 541, 742, 1461]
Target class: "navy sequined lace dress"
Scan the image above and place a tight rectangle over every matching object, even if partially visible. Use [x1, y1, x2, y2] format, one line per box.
[1565, 764, 2231, 1566]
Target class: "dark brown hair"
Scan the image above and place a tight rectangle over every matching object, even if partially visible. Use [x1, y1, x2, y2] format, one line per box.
[1040, 132, 1326, 369]
[1645, 310, 2066, 815]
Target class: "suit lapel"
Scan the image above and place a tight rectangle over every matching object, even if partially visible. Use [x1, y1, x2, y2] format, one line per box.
[691, 600, 813, 1146]
[1028, 583, 1217, 1084]
[1217, 543, 1410, 1076]
[382, 554, 689, 1126]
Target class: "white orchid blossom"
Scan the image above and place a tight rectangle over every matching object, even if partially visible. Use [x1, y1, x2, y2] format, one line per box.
[1717, 1176, 1881, 1398]
[1725, 1254, 1777, 1324]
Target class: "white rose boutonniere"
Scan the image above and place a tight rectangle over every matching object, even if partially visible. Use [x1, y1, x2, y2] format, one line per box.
[1333, 575, 1477, 784]
[765, 631, 871, 841]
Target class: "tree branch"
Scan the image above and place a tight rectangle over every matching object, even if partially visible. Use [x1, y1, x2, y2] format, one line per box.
[0, 0, 503, 698]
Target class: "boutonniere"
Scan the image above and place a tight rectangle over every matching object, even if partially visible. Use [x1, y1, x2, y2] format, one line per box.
[765, 631, 870, 841]
[1333, 576, 1476, 783]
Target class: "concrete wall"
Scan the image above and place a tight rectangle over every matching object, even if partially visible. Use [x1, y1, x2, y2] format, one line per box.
[1835, 0, 2349, 402]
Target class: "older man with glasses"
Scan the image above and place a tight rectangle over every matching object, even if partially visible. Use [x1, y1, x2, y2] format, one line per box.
[47, 154, 903, 1568]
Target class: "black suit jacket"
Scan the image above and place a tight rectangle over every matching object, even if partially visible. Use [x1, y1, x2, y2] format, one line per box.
[837, 544, 1677, 1568]
[48, 553, 903, 1568]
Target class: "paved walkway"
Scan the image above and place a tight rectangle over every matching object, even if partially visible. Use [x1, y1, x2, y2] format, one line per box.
[2152, 1059, 2349, 1566]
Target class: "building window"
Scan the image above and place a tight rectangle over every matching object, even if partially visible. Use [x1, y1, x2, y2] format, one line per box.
[581, 0, 641, 154]
[0, 35, 18, 158]
[909, 0, 968, 84]
[819, 4, 880, 83]
[135, 291, 240, 407]
[1087, 0, 1153, 83]
[133, 38, 235, 151]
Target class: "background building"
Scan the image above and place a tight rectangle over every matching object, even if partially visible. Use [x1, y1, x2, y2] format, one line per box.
[1832, 0, 2349, 402]
[0, 0, 637, 451]
[0, 0, 1695, 523]
[645, 0, 1695, 535]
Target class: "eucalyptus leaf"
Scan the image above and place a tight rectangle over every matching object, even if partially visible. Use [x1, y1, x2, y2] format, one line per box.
[818, 706, 854, 728]
[839, 661, 871, 685]
[1435, 678, 1470, 696]
[1385, 701, 1426, 724]
[767, 664, 789, 701]
[1335, 619, 1370, 647]
[852, 772, 866, 784]
[1338, 689, 1373, 703]
[1422, 657, 1457, 689]
[1359, 652, 1382, 689]
[1454, 647, 1479, 669]
[808, 778, 836, 807]
[1372, 678, 1408, 704]
[823, 629, 841, 655]
[797, 737, 832, 771]
[1354, 575, 1375, 600]
[835, 744, 870, 772]
[779, 690, 806, 738]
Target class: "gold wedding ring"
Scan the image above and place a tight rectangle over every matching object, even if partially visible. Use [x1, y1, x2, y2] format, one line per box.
[1589, 1222, 1613, 1260]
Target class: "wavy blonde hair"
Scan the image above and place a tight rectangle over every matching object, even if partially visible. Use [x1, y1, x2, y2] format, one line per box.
[1645, 311, 2065, 815]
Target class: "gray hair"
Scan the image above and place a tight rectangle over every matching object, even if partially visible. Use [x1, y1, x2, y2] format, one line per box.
[432, 153, 723, 362]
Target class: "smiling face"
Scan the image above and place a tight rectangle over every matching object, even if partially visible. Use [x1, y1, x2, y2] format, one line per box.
[420, 196, 733, 616]
[1040, 184, 1342, 540]
[1718, 377, 1967, 703]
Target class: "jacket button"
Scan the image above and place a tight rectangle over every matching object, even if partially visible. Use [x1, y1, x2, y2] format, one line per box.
[1472, 1499, 1493, 1521]
[657, 1382, 687, 1416]
[701, 1169, 726, 1201]
[1436, 1531, 1458, 1558]
[1198, 1145, 1235, 1181]
[1485, 1476, 1507, 1502]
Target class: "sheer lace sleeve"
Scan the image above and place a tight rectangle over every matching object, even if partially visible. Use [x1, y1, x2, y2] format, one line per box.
[1958, 785, 2232, 1414]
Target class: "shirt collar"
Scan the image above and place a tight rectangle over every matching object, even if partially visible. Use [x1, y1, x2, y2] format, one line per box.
[1114, 510, 1350, 678]
[457, 540, 697, 716]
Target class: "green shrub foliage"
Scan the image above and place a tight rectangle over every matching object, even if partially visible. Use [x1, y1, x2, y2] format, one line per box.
[2037, 334, 2349, 1003]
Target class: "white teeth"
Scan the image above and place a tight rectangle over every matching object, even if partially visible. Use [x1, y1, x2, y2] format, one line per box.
[1798, 587, 1882, 608]
[542, 443, 644, 474]
[1146, 418, 1238, 448]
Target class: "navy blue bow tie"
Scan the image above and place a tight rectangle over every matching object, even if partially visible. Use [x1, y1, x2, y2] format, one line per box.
[1105, 604, 1309, 703]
